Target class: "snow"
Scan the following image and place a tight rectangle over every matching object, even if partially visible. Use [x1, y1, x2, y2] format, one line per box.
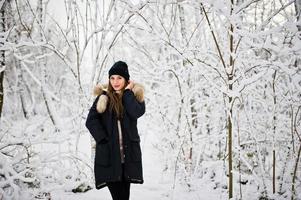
[50, 127, 173, 199]
[50, 129, 228, 200]
[1, 0, 301, 199]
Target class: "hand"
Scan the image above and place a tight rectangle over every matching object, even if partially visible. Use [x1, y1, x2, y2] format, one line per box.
[125, 80, 134, 90]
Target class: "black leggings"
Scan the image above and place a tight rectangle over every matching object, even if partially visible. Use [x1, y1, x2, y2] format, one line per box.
[107, 165, 131, 200]
[107, 181, 130, 200]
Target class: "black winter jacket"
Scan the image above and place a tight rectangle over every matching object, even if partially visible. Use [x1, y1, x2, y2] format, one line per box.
[85, 83, 145, 189]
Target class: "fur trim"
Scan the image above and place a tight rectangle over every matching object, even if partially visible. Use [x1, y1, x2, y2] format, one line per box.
[93, 83, 108, 96]
[96, 95, 109, 113]
[132, 83, 144, 103]
[93, 83, 145, 113]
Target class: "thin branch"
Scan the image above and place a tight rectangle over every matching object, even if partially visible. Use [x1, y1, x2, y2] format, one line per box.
[200, 3, 227, 74]
[258, 0, 295, 30]
[294, 105, 301, 141]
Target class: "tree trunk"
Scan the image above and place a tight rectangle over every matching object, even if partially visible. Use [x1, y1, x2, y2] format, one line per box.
[178, 1, 193, 179]
[228, 0, 235, 198]
[295, 0, 301, 31]
[200, 2, 234, 197]
[291, 106, 301, 200]
[0, 1, 6, 118]
[37, 0, 60, 130]
[272, 70, 277, 194]
[291, 142, 301, 200]
[291, 4, 301, 199]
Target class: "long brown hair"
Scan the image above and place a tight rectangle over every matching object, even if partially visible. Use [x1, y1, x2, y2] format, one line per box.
[107, 80, 127, 119]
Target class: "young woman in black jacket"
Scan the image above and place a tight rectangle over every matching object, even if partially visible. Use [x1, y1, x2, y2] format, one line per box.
[86, 61, 145, 200]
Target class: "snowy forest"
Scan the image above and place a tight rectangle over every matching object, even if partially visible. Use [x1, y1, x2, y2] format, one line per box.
[0, 0, 301, 199]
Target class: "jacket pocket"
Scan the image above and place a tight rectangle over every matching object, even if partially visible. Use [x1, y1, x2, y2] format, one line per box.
[95, 142, 111, 166]
[130, 141, 142, 162]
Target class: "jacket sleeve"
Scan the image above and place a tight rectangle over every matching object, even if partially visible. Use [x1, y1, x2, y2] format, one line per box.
[85, 96, 107, 143]
[123, 89, 145, 119]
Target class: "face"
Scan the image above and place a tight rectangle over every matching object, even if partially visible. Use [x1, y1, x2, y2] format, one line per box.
[110, 75, 126, 91]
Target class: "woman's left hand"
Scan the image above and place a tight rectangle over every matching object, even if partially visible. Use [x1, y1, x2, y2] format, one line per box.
[125, 80, 134, 90]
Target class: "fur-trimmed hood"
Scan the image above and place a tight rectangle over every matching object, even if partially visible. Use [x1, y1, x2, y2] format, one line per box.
[93, 83, 145, 113]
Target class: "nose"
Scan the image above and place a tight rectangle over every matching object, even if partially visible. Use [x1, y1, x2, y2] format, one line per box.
[112, 79, 117, 85]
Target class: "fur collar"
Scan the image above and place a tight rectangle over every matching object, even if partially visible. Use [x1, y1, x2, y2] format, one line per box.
[93, 83, 145, 113]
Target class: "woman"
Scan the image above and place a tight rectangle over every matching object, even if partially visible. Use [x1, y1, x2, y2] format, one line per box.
[86, 61, 145, 200]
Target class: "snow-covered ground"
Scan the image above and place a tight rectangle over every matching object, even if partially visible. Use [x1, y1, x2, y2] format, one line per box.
[50, 128, 227, 200]
[51, 129, 164, 199]
[47, 119, 300, 200]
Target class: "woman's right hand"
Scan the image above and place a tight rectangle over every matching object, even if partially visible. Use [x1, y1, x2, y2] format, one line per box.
[125, 80, 134, 90]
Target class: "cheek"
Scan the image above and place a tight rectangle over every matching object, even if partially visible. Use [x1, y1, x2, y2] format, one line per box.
[119, 80, 126, 87]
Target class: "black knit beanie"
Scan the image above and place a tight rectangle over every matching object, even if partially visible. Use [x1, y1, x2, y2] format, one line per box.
[108, 61, 130, 81]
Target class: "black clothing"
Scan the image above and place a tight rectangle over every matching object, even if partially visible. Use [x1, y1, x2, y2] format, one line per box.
[107, 181, 130, 200]
[86, 89, 145, 189]
[107, 164, 131, 200]
[109, 61, 130, 81]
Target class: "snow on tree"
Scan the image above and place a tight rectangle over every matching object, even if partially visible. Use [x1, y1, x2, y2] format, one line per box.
[0, 0, 300, 200]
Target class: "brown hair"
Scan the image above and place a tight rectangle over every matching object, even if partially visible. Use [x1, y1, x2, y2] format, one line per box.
[107, 81, 127, 119]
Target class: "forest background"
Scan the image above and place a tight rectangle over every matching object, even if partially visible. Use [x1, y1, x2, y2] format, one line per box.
[0, 0, 301, 199]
